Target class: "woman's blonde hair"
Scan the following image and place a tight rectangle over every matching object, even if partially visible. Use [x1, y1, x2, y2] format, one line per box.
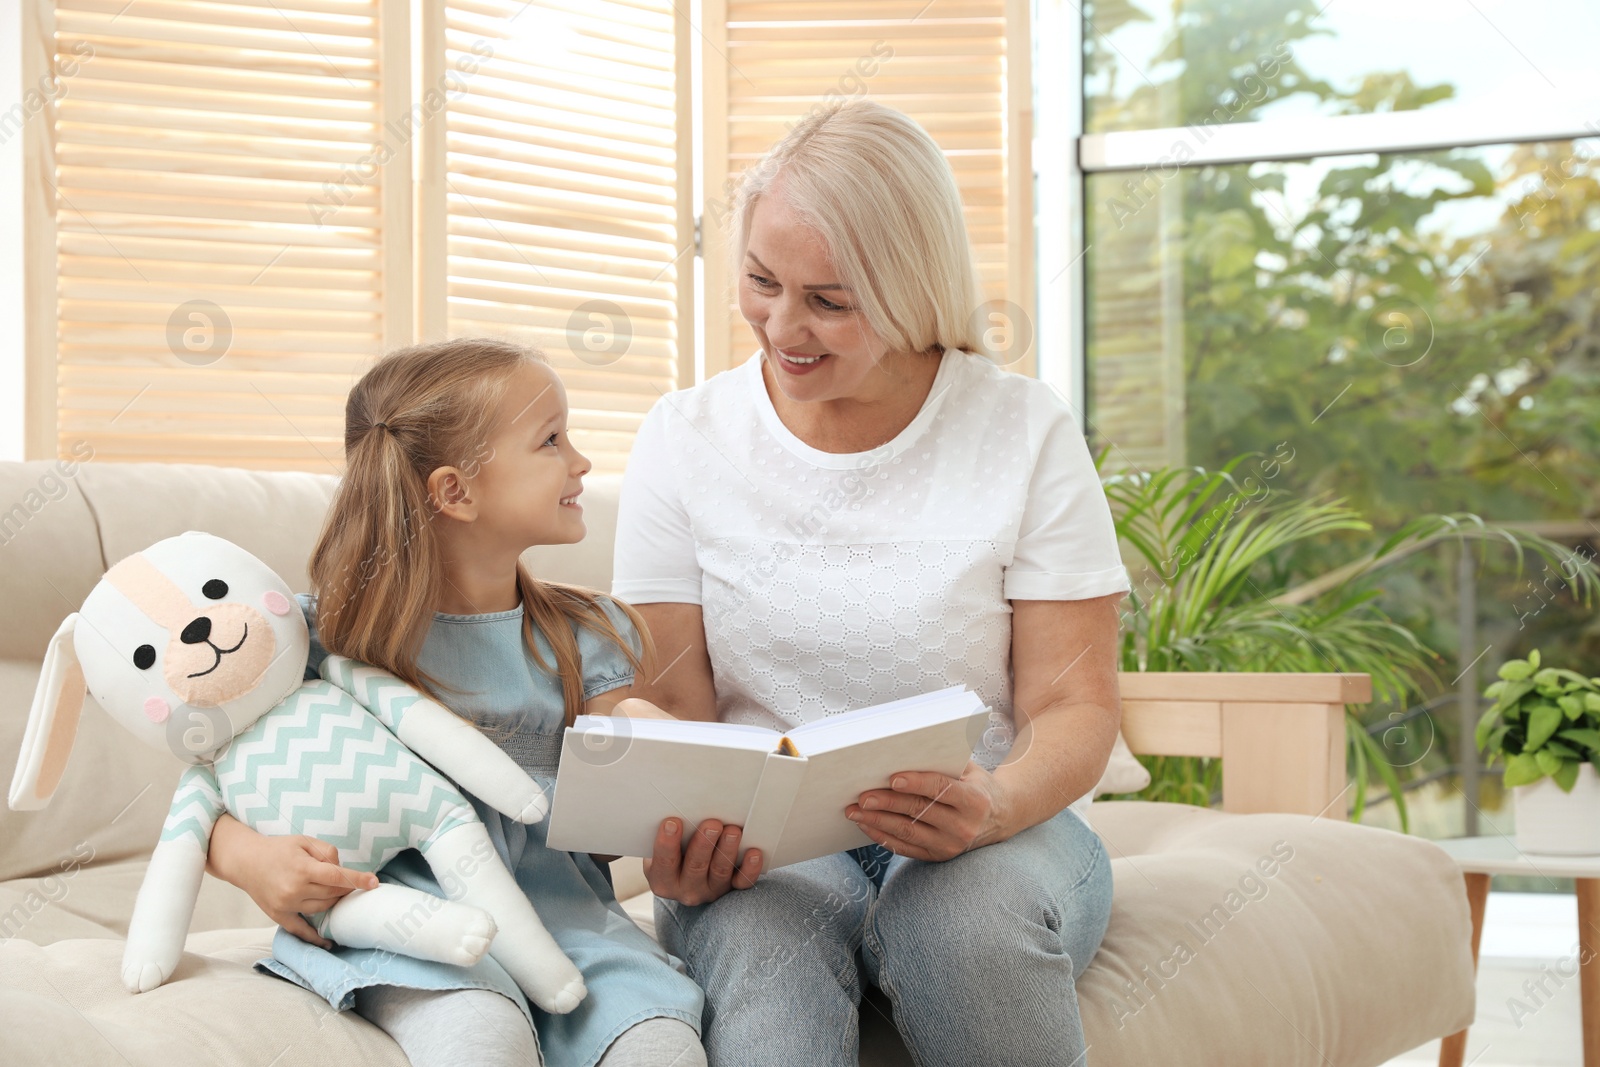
[308, 337, 655, 730]
[731, 98, 987, 358]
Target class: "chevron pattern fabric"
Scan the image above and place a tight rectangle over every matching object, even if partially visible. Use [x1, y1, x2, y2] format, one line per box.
[318, 654, 429, 734]
[166, 679, 480, 872]
[159, 764, 226, 846]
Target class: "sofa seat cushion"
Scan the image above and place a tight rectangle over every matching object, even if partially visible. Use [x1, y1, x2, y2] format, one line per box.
[0, 858, 405, 1066]
[1, 856, 270, 947]
[0, 931, 409, 1067]
[0, 660, 198, 885]
[1078, 801, 1475, 1066]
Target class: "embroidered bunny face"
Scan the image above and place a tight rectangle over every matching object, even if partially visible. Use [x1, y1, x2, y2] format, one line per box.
[72, 532, 310, 762]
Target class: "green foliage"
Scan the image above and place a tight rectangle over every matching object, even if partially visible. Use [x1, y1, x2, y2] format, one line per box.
[1098, 452, 1599, 829]
[1176, 136, 1600, 530]
[1475, 649, 1600, 793]
[1085, 0, 1600, 575]
[1083, 0, 1600, 828]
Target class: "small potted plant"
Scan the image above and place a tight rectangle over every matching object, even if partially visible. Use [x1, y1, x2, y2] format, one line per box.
[1475, 650, 1600, 855]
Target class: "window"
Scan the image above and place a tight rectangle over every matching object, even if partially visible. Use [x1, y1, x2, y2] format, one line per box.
[25, 0, 690, 474]
[1086, 139, 1600, 520]
[1068, 0, 1600, 829]
[1075, 0, 1600, 494]
[23, 0, 1035, 471]
[429, 1, 691, 476]
[698, 0, 1036, 378]
[28, 0, 405, 471]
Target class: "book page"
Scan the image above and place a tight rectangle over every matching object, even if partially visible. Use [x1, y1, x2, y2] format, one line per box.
[787, 691, 987, 756]
[784, 685, 969, 751]
[764, 699, 991, 868]
[544, 717, 779, 858]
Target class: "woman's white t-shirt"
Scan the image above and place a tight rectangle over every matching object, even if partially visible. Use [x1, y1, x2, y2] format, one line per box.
[611, 348, 1131, 824]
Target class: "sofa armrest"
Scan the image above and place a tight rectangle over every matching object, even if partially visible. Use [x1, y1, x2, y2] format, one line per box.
[1114, 672, 1370, 820]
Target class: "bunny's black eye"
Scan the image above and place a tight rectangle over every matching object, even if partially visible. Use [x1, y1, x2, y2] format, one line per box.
[202, 579, 228, 600]
[133, 645, 156, 670]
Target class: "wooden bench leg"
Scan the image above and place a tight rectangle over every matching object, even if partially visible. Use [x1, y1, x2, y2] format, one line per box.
[1439, 872, 1490, 1067]
[1579, 878, 1598, 1067]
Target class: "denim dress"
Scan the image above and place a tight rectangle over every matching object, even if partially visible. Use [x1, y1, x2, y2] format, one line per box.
[252, 594, 704, 1067]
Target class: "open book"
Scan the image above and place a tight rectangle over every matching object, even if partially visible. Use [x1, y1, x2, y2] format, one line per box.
[544, 686, 992, 871]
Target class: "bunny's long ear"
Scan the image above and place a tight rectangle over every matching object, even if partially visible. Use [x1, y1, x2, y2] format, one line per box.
[8, 614, 88, 811]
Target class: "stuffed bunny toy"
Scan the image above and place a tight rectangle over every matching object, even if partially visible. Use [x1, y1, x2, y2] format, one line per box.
[7, 531, 586, 1013]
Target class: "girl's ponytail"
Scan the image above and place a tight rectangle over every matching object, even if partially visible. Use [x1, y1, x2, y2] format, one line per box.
[310, 401, 451, 701]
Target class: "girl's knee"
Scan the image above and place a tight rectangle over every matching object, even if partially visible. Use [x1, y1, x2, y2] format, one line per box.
[598, 1018, 706, 1067]
[354, 985, 541, 1067]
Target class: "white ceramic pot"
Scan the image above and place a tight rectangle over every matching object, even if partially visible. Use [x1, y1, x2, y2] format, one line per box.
[1514, 761, 1600, 855]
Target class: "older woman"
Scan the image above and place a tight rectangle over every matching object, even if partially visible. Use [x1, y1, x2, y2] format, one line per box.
[609, 100, 1130, 1067]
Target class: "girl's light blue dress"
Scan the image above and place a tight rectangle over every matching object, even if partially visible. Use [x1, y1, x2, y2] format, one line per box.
[252, 594, 704, 1067]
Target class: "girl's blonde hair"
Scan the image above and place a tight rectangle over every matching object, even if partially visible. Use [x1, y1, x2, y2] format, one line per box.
[308, 337, 655, 730]
[731, 98, 987, 359]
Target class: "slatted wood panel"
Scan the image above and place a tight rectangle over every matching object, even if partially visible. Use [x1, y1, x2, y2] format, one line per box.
[35, 0, 410, 471]
[432, 0, 691, 476]
[700, 0, 1034, 379]
[29, 0, 689, 476]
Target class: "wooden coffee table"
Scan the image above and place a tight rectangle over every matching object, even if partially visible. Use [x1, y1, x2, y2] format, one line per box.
[1432, 835, 1599, 1066]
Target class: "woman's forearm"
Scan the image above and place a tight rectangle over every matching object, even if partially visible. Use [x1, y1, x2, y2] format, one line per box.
[992, 699, 1121, 834]
[996, 595, 1125, 837]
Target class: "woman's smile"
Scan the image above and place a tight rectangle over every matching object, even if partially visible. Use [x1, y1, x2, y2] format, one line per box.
[775, 348, 831, 375]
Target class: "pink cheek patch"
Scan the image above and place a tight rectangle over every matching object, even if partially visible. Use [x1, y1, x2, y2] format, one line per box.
[262, 591, 291, 616]
[144, 697, 171, 724]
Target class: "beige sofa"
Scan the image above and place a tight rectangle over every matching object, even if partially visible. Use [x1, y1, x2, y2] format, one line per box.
[0, 459, 1477, 1066]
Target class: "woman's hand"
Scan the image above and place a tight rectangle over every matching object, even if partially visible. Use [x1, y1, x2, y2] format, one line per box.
[642, 817, 763, 906]
[845, 761, 1015, 862]
[207, 813, 380, 947]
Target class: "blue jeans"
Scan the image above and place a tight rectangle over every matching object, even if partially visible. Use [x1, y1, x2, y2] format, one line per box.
[654, 806, 1112, 1067]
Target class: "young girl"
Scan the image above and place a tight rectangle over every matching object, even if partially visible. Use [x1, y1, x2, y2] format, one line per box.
[203, 338, 708, 1067]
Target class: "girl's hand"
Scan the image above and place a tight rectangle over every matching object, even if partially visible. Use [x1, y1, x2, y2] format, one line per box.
[845, 761, 1014, 862]
[643, 817, 763, 906]
[609, 698, 678, 721]
[207, 813, 380, 947]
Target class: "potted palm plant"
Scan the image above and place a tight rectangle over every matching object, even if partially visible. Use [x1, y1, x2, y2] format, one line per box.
[1098, 451, 1599, 831]
[1475, 650, 1600, 854]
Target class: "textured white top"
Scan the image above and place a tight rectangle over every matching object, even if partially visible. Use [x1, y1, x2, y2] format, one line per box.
[612, 349, 1131, 823]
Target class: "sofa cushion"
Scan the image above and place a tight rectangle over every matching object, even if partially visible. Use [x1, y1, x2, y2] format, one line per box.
[0, 859, 392, 1066]
[0, 659, 187, 883]
[0, 459, 106, 661]
[1075, 801, 1476, 1066]
[0, 931, 409, 1067]
[0, 855, 269, 946]
[1097, 729, 1151, 796]
[74, 462, 339, 597]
